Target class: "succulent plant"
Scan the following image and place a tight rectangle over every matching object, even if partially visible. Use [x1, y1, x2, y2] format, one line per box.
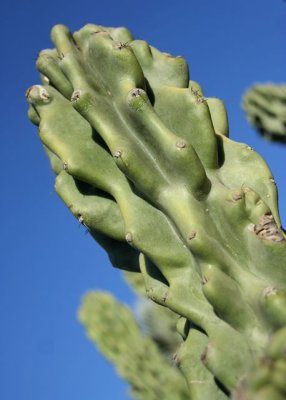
[26, 23, 286, 399]
[79, 291, 189, 400]
[243, 83, 286, 143]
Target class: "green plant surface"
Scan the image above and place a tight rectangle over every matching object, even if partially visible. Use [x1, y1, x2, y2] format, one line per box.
[79, 291, 190, 400]
[243, 83, 286, 143]
[124, 270, 182, 356]
[26, 23, 286, 398]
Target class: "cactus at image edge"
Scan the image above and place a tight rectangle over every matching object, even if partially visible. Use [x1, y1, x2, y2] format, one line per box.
[243, 83, 286, 143]
[79, 270, 186, 398]
[79, 291, 189, 400]
[26, 23, 286, 399]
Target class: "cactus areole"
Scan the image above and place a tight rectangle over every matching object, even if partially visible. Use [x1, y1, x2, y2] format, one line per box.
[27, 24, 286, 399]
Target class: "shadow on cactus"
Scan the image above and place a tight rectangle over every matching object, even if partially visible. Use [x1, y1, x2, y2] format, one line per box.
[243, 83, 286, 144]
[26, 23, 286, 399]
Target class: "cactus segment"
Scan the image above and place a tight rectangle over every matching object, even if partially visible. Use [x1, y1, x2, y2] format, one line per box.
[252, 386, 286, 400]
[133, 84, 219, 171]
[43, 146, 63, 174]
[136, 299, 182, 356]
[206, 97, 229, 137]
[266, 327, 286, 360]
[55, 171, 126, 241]
[42, 140, 141, 272]
[201, 264, 262, 336]
[73, 24, 134, 46]
[243, 83, 286, 143]
[27, 84, 236, 347]
[216, 135, 281, 225]
[123, 270, 183, 356]
[138, 255, 255, 389]
[26, 84, 130, 196]
[130, 40, 189, 89]
[27, 22, 286, 397]
[261, 288, 286, 328]
[234, 327, 286, 399]
[79, 291, 190, 400]
[176, 328, 229, 400]
[27, 104, 40, 125]
[36, 49, 74, 98]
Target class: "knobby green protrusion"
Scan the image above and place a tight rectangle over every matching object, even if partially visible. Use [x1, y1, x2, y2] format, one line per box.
[27, 23, 286, 399]
[124, 270, 182, 356]
[78, 291, 190, 400]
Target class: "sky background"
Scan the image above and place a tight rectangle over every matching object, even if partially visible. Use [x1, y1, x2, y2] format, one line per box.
[1, 0, 286, 399]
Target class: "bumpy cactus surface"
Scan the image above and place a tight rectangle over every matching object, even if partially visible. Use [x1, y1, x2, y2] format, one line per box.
[79, 271, 185, 398]
[26, 23, 286, 399]
[79, 291, 189, 400]
[124, 270, 183, 356]
[243, 83, 286, 143]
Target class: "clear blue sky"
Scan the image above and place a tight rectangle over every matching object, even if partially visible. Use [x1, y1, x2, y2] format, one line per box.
[1, 1, 286, 399]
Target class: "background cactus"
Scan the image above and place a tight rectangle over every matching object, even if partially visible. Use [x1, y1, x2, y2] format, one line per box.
[78, 290, 189, 400]
[124, 270, 183, 356]
[26, 23, 286, 399]
[243, 83, 286, 143]
[78, 268, 187, 398]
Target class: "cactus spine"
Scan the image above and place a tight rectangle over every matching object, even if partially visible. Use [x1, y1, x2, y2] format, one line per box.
[26, 23, 286, 399]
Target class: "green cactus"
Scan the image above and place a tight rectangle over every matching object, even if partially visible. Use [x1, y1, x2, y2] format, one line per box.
[26, 23, 286, 399]
[124, 270, 182, 356]
[79, 291, 189, 400]
[243, 83, 286, 143]
[232, 326, 286, 400]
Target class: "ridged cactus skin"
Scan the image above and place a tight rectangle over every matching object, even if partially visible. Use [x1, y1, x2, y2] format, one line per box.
[79, 291, 189, 400]
[124, 270, 182, 356]
[232, 327, 286, 400]
[26, 23, 286, 399]
[243, 83, 286, 143]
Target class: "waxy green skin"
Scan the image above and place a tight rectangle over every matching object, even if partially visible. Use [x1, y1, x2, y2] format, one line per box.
[124, 270, 183, 356]
[79, 291, 189, 400]
[27, 23, 286, 399]
[243, 83, 286, 143]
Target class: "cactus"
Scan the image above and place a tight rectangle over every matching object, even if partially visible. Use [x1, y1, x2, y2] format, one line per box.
[243, 83, 286, 143]
[125, 270, 182, 356]
[26, 23, 286, 399]
[79, 291, 189, 400]
[232, 326, 286, 400]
